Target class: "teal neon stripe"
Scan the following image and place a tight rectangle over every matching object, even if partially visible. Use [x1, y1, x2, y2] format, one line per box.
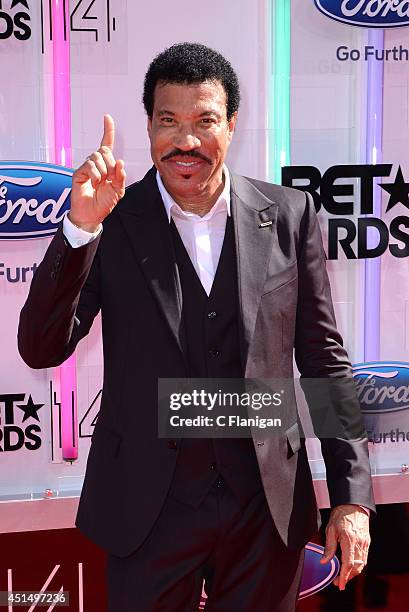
[270, 0, 291, 183]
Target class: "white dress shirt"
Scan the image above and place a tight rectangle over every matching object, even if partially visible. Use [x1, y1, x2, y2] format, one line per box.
[63, 167, 231, 296]
[156, 169, 230, 295]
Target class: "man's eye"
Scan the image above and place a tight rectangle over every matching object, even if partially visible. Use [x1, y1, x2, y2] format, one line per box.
[161, 117, 174, 124]
[201, 118, 215, 124]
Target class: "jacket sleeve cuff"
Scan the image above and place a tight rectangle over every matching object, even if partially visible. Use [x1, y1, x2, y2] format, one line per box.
[334, 503, 371, 516]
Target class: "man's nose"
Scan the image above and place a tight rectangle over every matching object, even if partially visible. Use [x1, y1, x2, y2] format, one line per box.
[173, 127, 201, 150]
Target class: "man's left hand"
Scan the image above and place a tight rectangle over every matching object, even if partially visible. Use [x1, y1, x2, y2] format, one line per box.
[320, 504, 370, 590]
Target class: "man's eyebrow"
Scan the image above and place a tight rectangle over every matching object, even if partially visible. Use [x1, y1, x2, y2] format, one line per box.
[157, 110, 176, 116]
[200, 110, 221, 118]
[156, 110, 222, 118]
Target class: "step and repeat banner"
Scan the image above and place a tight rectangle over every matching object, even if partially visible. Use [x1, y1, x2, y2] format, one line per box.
[289, 1, 409, 484]
[1, 0, 408, 518]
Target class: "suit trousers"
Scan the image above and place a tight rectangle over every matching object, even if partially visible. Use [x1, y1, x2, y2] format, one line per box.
[107, 476, 305, 612]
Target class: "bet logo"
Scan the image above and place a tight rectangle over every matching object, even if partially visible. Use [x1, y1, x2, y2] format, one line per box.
[0, 392, 43, 452]
[283, 164, 409, 260]
[0, 1, 31, 41]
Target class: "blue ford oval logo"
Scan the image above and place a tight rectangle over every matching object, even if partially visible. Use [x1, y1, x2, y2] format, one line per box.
[315, 1, 409, 28]
[198, 543, 339, 607]
[299, 543, 340, 599]
[353, 362, 409, 414]
[0, 162, 73, 240]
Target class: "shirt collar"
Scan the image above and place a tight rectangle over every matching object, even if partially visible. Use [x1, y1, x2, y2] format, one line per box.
[156, 165, 231, 222]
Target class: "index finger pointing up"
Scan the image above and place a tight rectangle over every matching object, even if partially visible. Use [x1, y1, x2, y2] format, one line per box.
[100, 113, 115, 150]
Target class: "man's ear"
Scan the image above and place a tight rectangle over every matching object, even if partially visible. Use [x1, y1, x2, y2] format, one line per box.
[147, 117, 152, 139]
[228, 112, 238, 139]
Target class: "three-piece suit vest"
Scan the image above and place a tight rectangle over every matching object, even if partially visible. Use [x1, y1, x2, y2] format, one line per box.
[168, 216, 263, 507]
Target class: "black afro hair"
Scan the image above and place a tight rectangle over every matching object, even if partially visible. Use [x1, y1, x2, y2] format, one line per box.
[143, 42, 240, 120]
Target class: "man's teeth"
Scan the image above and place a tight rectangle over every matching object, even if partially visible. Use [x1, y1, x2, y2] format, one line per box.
[175, 161, 197, 166]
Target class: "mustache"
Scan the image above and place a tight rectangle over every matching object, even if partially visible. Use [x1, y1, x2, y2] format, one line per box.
[161, 149, 212, 164]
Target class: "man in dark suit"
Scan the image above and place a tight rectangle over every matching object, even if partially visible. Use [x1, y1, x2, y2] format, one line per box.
[18, 43, 374, 611]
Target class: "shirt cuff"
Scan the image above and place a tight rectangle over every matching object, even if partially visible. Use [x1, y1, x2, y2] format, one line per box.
[63, 212, 102, 248]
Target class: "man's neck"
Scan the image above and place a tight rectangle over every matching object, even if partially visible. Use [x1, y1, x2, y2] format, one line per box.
[164, 174, 225, 217]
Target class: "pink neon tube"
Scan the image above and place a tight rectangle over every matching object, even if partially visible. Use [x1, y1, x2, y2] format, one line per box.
[52, 0, 78, 461]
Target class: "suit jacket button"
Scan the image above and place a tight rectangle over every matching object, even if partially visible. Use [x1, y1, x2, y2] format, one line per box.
[168, 440, 177, 450]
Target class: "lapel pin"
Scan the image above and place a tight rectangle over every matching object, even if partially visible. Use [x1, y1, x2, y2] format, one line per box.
[259, 221, 273, 228]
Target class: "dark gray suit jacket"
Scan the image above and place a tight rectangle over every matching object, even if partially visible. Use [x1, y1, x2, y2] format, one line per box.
[18, 166, 375, 556]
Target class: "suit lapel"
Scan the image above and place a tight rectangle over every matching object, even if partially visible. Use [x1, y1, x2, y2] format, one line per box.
[230, 172, 278, 370]
[118, 167, 187, 361]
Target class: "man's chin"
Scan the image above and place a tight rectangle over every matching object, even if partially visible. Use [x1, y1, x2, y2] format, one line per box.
[162, 173, 209, 198]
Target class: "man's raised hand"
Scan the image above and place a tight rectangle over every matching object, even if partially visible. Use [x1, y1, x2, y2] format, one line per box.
[69, 114, 126, 232]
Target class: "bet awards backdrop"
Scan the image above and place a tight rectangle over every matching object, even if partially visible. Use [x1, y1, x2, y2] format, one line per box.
[288, 1, 409, 486]
[1, 0, 409, 565]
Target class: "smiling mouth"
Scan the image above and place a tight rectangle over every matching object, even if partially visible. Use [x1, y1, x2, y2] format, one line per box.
[175, 161, 199, 167]
[165, 158, 206, 177]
